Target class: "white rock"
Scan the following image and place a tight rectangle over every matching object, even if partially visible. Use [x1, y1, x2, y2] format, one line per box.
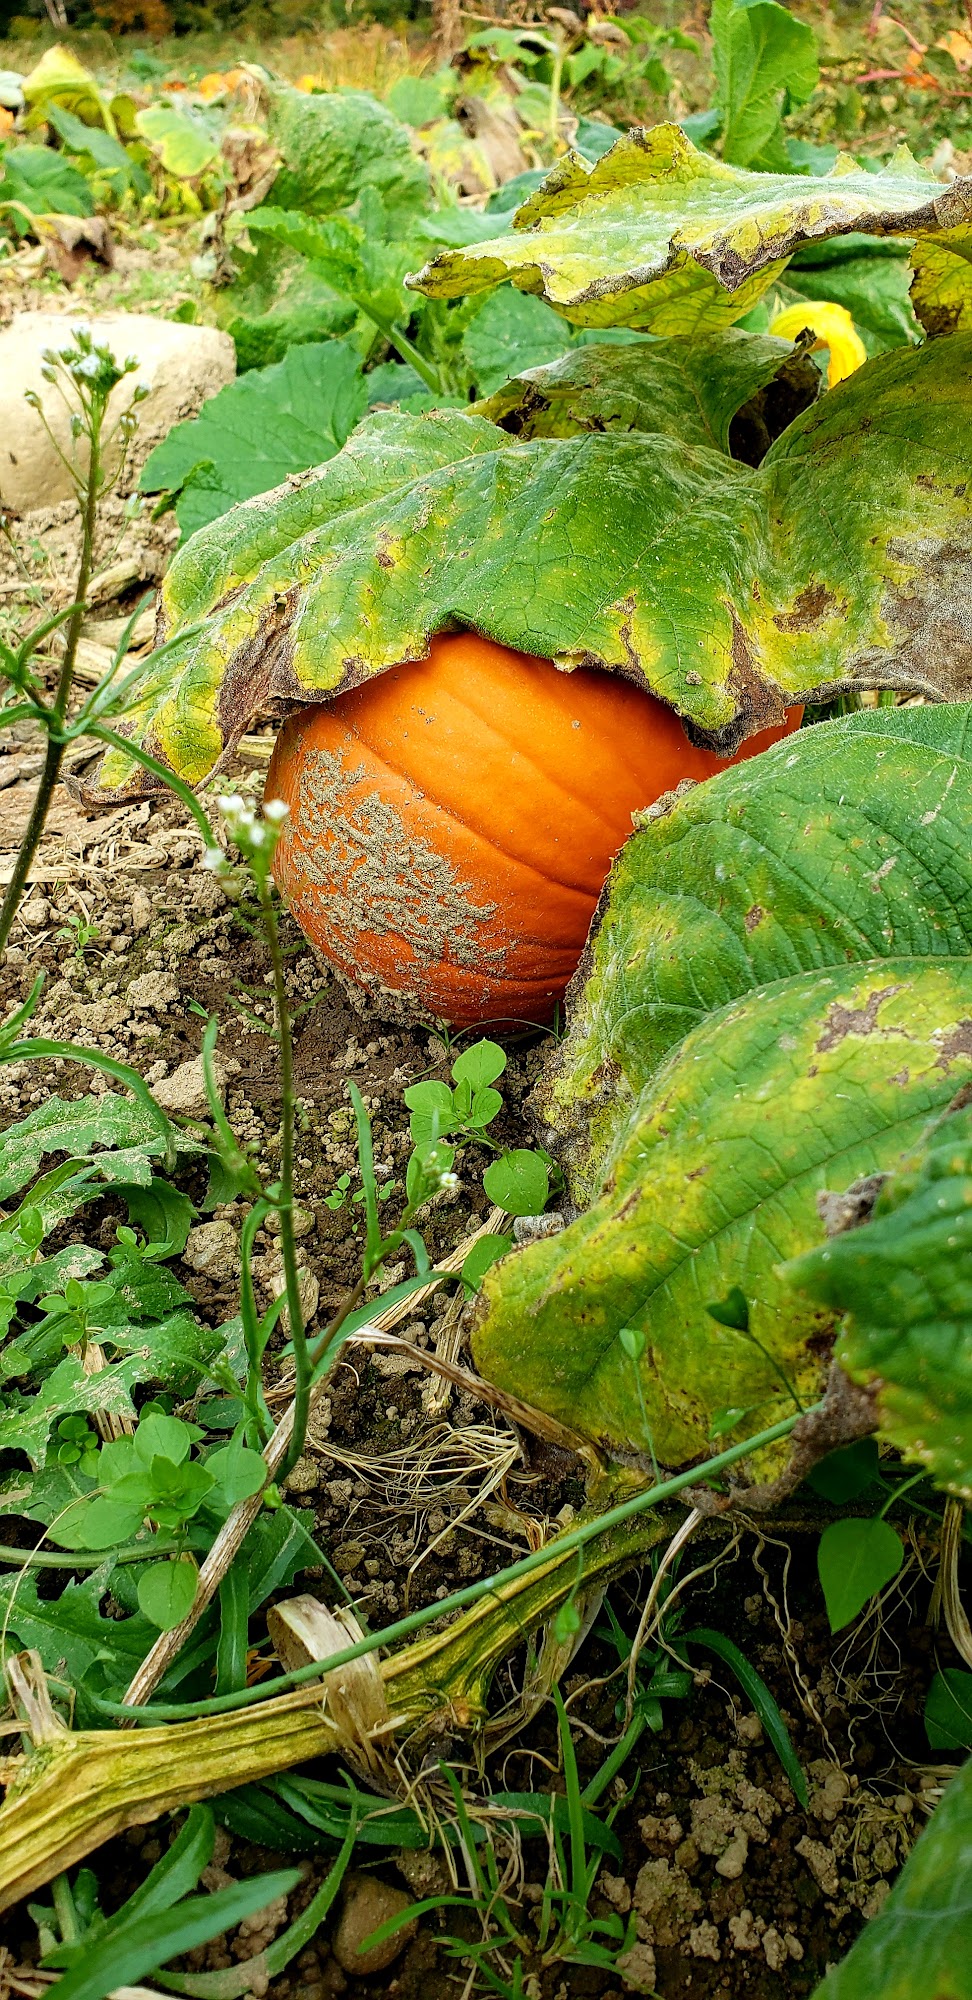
[130, 890, 153, 935]
[152, 1055, 225, 1120]
[126, 971, 179, 1012]
[271, 1262, 319, 1332]
[265, 1204, 315, 1238]
[183, 1219, 240, 1281]
[0, 311, 235, 513]
[617, 1943, 658, 1994]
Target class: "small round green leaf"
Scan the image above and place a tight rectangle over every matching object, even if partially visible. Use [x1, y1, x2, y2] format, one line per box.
[206, 1440, 267, 1510]
[452, 1040, 507, 1089]
[483, 1149, 549, 1217]
[808, 1439, 880, 1506]
[924, 1668, 972, 1752]
[404, 1081, 454, 1150]
[468, 1086, 503, 1129]
[134, 1412, 192, 1467]
[817, 1517, 903, 1634]
[137, 1556, 199, 1631]
[66, 1497, 144, 1550]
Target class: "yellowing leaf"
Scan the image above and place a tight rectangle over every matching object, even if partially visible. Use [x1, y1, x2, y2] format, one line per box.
[92, 334, 972, 800]
[21, 44, 116, 134]
[409, 125, 972, 334]
[911, 225, 972, 338]
[134, 103, 221, 181]
[474, 958, 972, 1469]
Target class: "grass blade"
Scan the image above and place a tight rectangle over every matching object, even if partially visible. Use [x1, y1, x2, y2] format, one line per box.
[680, 1625, 809, 1807]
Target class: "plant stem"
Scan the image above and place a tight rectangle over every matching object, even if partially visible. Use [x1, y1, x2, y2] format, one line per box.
[257, 877, 309, 1480]
[97, 1406, 808, 1723]
[0, 392, 101, 956]
[580, 1711, 648, 1809]
[548, 43, 564, 141]
[358, 299, 446, 397]
[0, 1538, 184, 1569]
[0, 733, 64, 955]
[387, 323, 446, 398]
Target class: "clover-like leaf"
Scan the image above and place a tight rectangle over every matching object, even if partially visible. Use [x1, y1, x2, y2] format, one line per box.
[408, 125, 971, 334]
[91, 335, 972, 800]
[539, 704, 972, 1198]
[473, 959, 972, 1469]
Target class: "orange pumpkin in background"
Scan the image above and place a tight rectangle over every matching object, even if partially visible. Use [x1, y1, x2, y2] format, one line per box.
[266, 633, 801, 1027]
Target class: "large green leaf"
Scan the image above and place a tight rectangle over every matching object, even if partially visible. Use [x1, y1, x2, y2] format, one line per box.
[711, 0, 819, 171]
[210, 233, 356, 373]
[473, 958, 972, 1468]
[265, 86, 429, 225]
[785, 1109, 972, 1500]
[91, 334, 972, 800]
[0, 1094, 171, 1203]
[0, 1569, 156, 1684]
[244, 202, 416, 340]
[0, 1355, 146, 1468]
[539, 706, 972, 1197]
[477, 327, 818, 453]
[409, 126, 971, 334]
[0, 144, 94, 223]
[810, 1757, 972, 2000]
[140, 339, 369, 540]
[44, 102, 150, 200]
[463, 287, 594, 398]
[782, 236, 920, 354]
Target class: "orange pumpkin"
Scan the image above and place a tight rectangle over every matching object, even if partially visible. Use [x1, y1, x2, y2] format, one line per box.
[266, 633, 801, 1027]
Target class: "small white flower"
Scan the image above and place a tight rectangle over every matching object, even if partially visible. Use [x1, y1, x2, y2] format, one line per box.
[202, 845, 225, 871]
[264, 798, 289, 822]
[217, 793, 245, 815]
[439, 1171, 459, 1190]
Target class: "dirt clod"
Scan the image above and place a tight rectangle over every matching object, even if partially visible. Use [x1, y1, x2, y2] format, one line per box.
[332, 1875, 417, 1975]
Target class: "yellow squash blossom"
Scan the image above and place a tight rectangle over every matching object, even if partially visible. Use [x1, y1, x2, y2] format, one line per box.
[769, 300, 867, 386]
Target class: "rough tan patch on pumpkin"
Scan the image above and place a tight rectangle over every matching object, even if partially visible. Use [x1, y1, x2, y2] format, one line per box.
[280, 745, 506, 981]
